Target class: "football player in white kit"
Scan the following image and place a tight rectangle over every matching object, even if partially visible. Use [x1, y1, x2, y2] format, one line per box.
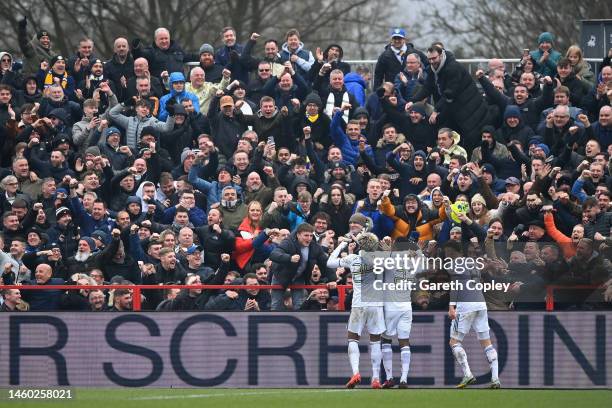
[445, 242, 500, 389]
[380, 242, 423, 389]
[327, 232, 385, 389]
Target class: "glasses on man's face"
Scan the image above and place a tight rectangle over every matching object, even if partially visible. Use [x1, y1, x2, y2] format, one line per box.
[259, 69, 270, 72]
[1, 58, 11, 63]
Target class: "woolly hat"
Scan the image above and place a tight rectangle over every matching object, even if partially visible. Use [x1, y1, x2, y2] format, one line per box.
[37, 30, 50, 40]
[538, 32, 554, 45]
[471, 193, 487, 206]
[349, 212, 369, 227]
[303, 92, 323, 109]
[91, 230, 110, 245]
[535, 143, 550, 157]
[199, 43, 215, 55]
[409, 103, 427, 117]
[50, 55, 65, 67]
[104, 127, 121, 138]
[450, 226, 462, 234]
[503, 105, 521, 120]
[181, 149, 195, 163]
[85, 146, 101, 156]
[353, 106, 369, 119]
[81, 237, 96, 251]
[482, 163, 496, 176]
[56, 206, 71, 218]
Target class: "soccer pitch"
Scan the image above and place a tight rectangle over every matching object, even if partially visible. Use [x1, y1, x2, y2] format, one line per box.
[3, 388, 610, 408]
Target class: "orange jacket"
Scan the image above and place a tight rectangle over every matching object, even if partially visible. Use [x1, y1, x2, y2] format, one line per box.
[543, 212, 576, 259]
[379, 196, 446, 241]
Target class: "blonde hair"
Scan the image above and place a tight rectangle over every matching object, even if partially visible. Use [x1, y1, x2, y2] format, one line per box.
[565, 45, 584, 65]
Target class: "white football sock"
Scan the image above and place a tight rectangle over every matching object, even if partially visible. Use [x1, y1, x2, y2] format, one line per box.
[400, 346, 411, 382]
[485, 345, 499, 381]
[381, 343, 393, 379]
[370, 341, 382, 380]
[451, 343, 472, 378]
[348, 340, 360, 375]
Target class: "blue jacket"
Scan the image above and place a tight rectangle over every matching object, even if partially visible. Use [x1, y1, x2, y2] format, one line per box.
[70, 196, 112, 237]
[330, 110, 373, 165]
[22, 278, 65, 311]
[188, 163, 242, 209]
[344, 73, 367, 107]
[590, 122, 612, 151]
[353, 198, 394, 239]
[159, 72, 200, 120]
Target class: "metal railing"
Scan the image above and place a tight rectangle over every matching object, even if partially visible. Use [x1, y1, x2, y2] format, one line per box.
[0, 284, 351, 311]
[2, 283, 606, 311]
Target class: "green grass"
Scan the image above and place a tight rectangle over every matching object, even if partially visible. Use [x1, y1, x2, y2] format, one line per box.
[2, 388, 610, 408]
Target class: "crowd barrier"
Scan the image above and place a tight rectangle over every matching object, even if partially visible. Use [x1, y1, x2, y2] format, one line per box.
[1, 283, 605, 311]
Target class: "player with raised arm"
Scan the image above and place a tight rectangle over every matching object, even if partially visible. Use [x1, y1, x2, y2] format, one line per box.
[445, 241, 500, 389]
[328, 230, 385, 389]
[380, 232, 422, 389]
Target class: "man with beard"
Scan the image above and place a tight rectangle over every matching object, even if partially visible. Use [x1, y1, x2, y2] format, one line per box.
[386, 144, 427, 197]
[189, 154, 242, 209]
[217, 186, 247, 230]
[260, 187, 291, 230]
[109, 288, 133, 312]
[241, 34, 285, 79]
[477, 69, 554, 132]
[471, 126, 511, 163]
[46, 207, 78, 258]
[142, 247, 187, 309]
[379, 190, 446, 242]
[76, 59, 116, 101]
[195, 208, 235, 270]
[65, 229, 122, 276]
[197, 43, 224, 84]
[407, 44, 492, 152]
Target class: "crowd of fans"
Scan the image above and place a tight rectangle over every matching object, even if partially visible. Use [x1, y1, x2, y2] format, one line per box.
[0, 19, 611, 313]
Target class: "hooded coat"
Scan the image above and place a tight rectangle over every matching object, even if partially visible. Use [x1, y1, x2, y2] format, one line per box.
[379, 194, 446, 241]
[158, 72, 200, 120]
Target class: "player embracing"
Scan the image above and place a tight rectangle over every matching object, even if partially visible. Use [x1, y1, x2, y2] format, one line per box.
[380, 235, 421, 389]
[327, 231, 386, 389]
[445, 241, 500, 389]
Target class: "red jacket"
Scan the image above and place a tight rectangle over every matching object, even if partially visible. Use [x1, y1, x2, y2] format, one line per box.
[233, 217, 261, 269]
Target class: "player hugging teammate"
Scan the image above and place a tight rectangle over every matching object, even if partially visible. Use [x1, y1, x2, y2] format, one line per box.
[330, 233, 500, 389]
[328, 230, 386, 389]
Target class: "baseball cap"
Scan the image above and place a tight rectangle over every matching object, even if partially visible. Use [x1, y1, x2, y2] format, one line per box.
[390, 28, 406, 38]
[185, 244, 203, 255]
[505, 177, 521, 185]
[220, 95, 234, 108]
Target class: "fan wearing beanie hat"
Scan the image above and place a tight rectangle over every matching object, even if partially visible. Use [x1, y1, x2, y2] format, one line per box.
[529, 32, 561, 77]
[43, 55, 75, 96]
